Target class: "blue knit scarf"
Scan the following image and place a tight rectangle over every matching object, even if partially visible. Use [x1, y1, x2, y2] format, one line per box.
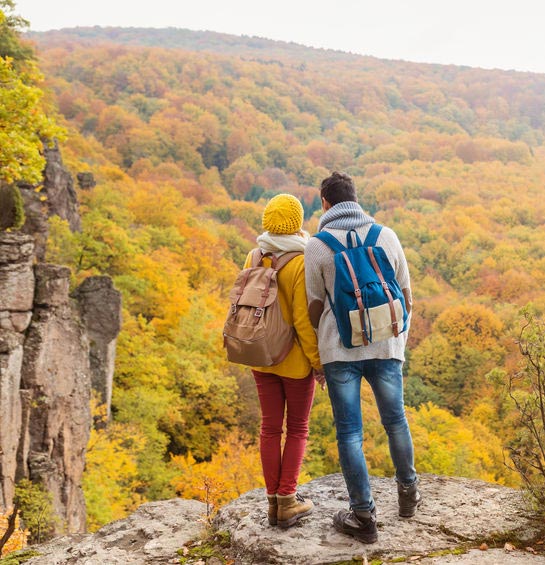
[318, 201, 375, 231]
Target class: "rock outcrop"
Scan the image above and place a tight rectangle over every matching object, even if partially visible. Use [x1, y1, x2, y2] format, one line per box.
[215, 473, 545, 565]
[72, 276, 122, 416]
[24, 499, 207, 565]
[0, 231, 122, 532]
[19, 474, 545, 564]
[18, 262, 92, 533]
[0, 146, 122, 534]
[18, 140, 81, 261]
[0, 233, 37, 509]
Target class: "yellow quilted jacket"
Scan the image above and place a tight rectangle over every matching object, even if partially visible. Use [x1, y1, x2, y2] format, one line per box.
[243, 251, 322, 378]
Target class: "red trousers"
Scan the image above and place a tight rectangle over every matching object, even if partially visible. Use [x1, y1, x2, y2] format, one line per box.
[252, 370, 315, 496]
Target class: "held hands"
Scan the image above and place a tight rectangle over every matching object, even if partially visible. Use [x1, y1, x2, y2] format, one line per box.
[312, 368, 326, 391]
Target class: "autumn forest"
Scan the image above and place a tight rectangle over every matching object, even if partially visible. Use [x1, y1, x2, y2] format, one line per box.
[3, 7, 545, 533]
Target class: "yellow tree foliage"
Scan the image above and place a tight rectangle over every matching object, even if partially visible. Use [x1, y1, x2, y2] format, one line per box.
[126, 181, 185, 228]
[434, 303, 504, 351]
[82, 399, 147, 531]
[0, 55, 63, 184]
[131, 248, 191, 333]
[408, 403, 518, 486]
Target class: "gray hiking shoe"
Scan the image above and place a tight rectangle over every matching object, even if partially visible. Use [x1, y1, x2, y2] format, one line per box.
[333, 507, 378, 544]
[398, 480, 422, 517]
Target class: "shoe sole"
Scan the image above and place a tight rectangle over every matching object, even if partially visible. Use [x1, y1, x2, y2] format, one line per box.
[277, 508, 313, 528]
[352, 533, 378, 544]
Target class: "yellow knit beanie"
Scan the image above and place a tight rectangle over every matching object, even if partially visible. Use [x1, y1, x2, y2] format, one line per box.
[262, 194, 304, 235]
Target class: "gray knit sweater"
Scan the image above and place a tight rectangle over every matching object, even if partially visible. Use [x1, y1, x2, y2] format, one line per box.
[304, 202, 411, 364]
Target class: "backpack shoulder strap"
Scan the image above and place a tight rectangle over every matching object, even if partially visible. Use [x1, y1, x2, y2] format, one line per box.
[250, 248, 266, 267]
[363, 223, 382, 247]
[274, 251, 302, 271]
[313, 231, 347, 253]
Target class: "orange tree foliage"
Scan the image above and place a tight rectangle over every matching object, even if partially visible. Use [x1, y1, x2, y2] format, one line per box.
[172, 432, 265, 512]
[0, 508, 28, 557]
[33, 29, 545, 523]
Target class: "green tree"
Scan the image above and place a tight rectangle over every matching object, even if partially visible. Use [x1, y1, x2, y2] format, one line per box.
[0, 1, 35, 63]
[0, 7, 63, 184]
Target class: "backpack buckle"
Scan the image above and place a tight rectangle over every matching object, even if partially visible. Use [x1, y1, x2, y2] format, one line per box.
[254, 307, 264, 318]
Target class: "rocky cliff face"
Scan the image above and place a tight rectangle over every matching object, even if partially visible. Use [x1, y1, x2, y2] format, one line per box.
[0, 234, 34, 513]
[0, 149, 121, 534]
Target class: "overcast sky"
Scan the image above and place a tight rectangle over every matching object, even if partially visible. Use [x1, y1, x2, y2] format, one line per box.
[14, 0, 545, 74]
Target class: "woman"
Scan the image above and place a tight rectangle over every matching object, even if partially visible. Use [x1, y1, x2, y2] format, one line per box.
[245, 193, 323, 528]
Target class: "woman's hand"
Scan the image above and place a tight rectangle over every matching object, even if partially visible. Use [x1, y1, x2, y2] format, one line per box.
[313, 368, 326, 391]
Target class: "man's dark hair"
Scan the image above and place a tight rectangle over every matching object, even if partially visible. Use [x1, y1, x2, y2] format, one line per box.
[320, 171, 357, 206]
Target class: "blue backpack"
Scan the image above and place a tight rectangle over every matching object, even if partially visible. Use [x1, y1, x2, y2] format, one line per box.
[313, 224, 408, 348]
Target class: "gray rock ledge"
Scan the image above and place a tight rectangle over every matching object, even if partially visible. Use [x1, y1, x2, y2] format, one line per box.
[18, 474, 545, 565]
[24, 498, 207, 565]
[214, 473, 545, 564]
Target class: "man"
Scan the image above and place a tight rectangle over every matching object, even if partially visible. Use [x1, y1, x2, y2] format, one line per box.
[304, 171, 421, 544]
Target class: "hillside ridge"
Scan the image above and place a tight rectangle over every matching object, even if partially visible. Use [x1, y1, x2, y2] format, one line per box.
[26, 25, 545, 76]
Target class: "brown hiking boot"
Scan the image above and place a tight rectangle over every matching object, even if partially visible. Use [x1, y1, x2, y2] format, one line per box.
[267, 494, 278, 526]
[398, 480, 422, 517]
[276, 492, 314, 528]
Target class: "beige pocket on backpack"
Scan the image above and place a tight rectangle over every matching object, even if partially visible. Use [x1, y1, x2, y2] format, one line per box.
[349, 299, 404, 346]
[349, 309, 366, 346]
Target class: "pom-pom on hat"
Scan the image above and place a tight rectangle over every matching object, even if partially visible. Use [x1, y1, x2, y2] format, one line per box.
[262, 194, 304, 235]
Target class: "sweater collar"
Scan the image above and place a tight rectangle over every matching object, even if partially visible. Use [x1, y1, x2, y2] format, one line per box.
[318, 201, 375, 232]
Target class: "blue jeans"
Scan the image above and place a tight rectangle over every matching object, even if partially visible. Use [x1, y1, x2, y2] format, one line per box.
[324, 359, 417, 513]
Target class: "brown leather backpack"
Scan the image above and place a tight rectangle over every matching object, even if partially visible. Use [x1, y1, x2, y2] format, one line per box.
[223, 249, 301, 366]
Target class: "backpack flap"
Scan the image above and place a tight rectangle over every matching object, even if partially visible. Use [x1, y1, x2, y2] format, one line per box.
[229, 267, 278, 310]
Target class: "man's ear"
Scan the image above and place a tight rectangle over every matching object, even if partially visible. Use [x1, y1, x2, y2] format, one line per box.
[321, 197, 331, 211]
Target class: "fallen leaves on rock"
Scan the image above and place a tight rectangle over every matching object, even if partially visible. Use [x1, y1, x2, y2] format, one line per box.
[504, 542, 516, 552]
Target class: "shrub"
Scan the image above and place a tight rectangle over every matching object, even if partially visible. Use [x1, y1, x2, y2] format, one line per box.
[14, 480, 55, 544]
[507, 309, 545, 513]
[0, 184, 25, 231]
